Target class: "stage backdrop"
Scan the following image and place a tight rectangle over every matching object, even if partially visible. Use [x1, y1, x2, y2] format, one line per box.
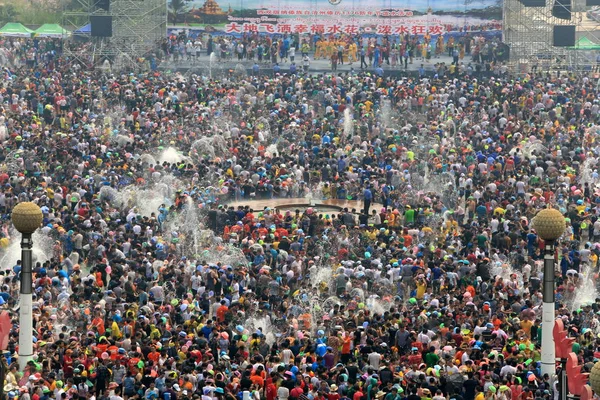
[167, 0, 502, 36]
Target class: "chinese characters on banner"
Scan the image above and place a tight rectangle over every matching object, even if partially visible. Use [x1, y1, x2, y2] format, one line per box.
[256, 9, 415, 16]
[225, 23, 447, 34]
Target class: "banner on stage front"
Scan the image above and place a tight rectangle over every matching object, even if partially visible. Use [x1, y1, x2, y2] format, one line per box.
[168, 0, 502, 35]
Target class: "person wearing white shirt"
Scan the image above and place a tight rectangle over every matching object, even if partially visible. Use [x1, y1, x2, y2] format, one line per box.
[277, 385, 290, 400]
[368, 350, 381, 369]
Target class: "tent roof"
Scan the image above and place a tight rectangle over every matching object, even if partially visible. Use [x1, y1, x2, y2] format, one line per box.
[73, 24, 90, 35]
[34, 24, 69, 37]
[0, 23, 33, 37]
[569, 37, 600, 50]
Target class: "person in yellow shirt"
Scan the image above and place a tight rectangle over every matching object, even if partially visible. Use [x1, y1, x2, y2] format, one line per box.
[591, 251, 598, 269]
[493, 207, 506, 216]
[315, 40, 324, 59]
[349, 42, 357, 62]
[520, 318, 533, 338]
[475, 388, 485, 400]
[110, 318, 122, 340]
[416, 275, 427, 299]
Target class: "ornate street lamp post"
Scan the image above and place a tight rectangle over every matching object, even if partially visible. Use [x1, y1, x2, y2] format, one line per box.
[11, 202, 42, 372]
[532, 208, 565, 379]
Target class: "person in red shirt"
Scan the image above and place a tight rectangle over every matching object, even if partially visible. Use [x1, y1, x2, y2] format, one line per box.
[328, 385, 340, 400]
[63, 349, 74, 378]
[408, 347, 423, 366]
[266, 372, 278, 400]
[353, 387, 364, 400]
[290, 381, 304, 400]
[337, 247, 349, 260]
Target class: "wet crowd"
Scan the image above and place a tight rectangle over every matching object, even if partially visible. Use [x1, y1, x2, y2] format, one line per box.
[0, 33, 599, 400]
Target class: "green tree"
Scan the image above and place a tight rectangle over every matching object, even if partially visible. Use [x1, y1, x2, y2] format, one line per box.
[169, 0, 188, 24]
[0, 4, 18, 24]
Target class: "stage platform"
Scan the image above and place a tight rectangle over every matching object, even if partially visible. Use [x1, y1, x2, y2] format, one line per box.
[228, 198, 384, 214]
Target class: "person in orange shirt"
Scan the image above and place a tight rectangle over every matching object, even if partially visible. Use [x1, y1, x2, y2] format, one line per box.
[94, 337, 109, 358]
[250, 365, 266, 387]
[95, 269, 104, 288]
[253, 225, 268, 240]
[147, 347, 160, 364]
[403, 230, 413, 247]
[341, 334, 352, 363]
[90, 313, 106, 335]
[492, 316, 503, 330]
[216, 300, 229, 323]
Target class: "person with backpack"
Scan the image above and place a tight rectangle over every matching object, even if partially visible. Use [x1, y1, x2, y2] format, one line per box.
[95, 361, 111, 397]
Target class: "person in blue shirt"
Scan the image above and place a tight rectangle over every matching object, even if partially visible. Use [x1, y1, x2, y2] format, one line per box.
[289, 62, 297, 74]
[273, 63, 280, 74]
[201, 320, 214, 339]
[252, 63, 259, 75]
[12, 261, 21, 279]
[526, 230, 537, 256]
[373, 46, 381, 67]
[476, 202, 487, 221]
[363, 186, 373, 214]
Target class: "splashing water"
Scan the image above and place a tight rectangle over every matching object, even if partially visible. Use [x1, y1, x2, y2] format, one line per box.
[234, 63, 247, 77]
[139, 153, 157, 166]
[265, 144, 278, 158]
[307, 182, 325, 202]
[99, 174, 184, 217]
[489, 259, 521, 285]
[349, 288, 365, 301]
[163, 196, 205, 256]
[580, 157, 598, 189]
[0, 230, 54, 272]
[114, 134, 133, 147]
[256, 117, 271, 142]
[190, 138, 216, 161]
[343, 108, 354, 139]
[366, 295, 391, 316]
[310, 263, 334, 292]
[380, 99, 392, 129]
[1, 150, 25, 175]
[209, 52, 217, 79]
[522, 141, 548, 158]
[571, 262, 598, 311]
[196, 243, 249, 268]
[157, 147, 189, 164]
[190, 136, 229, 162]
[99, 186, 125, 208]
[245, 315, 277, 346]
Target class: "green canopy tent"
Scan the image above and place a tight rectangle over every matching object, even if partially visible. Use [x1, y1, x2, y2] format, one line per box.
[0, 23, 33, 37]
[568, 37, 600, 50]
[33, 24, 70, 38]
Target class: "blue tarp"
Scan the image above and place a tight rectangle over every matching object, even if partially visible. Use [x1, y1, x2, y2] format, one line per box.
[73, 24, 90, 35]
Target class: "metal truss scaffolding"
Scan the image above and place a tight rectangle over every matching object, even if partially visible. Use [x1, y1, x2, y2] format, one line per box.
[504, 0, 600, 73]
[503, 0, 570, 73]
[63, 0, 167, 71]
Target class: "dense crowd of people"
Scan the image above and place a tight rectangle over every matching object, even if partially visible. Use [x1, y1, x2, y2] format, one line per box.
[162, 31, 508, 71]
[0, 31, 598, 400]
